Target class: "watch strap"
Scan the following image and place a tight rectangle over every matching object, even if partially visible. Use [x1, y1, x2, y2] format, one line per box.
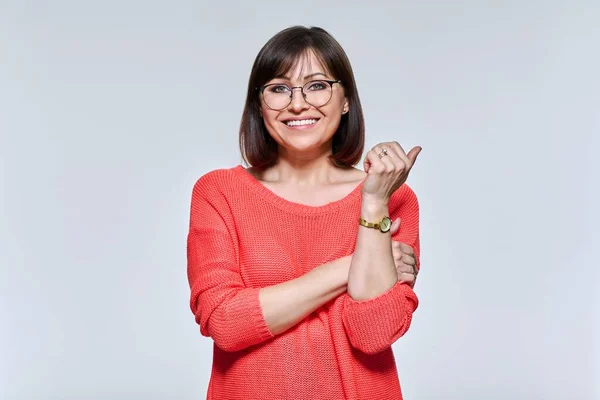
[358, 216, 381, 229]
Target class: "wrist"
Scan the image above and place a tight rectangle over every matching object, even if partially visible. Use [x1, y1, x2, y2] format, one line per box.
[360, 195, 389, 220]
[341, 255, 352, 285]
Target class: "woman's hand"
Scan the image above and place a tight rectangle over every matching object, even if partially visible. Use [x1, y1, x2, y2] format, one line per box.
[389, 218, 419, 288]
[362, 142, 422, 204]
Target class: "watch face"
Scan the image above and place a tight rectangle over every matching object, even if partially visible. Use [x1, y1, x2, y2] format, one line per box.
[380, 216, 392, 232]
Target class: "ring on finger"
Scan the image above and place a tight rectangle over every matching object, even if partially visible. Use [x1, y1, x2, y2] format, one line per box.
[377, 147, 389, 159]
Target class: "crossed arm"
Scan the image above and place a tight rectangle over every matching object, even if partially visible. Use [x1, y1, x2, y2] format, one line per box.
[187, 182, 420, 353]
[259, 218, 418, 337]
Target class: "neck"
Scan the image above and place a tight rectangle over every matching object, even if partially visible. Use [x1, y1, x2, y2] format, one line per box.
[261, 147, 347, 185]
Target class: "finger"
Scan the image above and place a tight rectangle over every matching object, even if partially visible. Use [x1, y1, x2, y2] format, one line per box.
[389, 142, 422, 170]
[389, 218, 401, 235]
[398, 271, 416, 280]
[364, 145, 386, 173]
[397, 270, 415, 279]
[392, 242, 405, 260]
[377, 143, 407, 174]
[401, 254, 416, 266]
[395, 263, 414, 274]
[406, 146, 422, 165]
[363, 152, 378, 174]
[364, 148, 387, 175]
[371, 145, 396, 172]
[390, 222, 398, 236]
[387, 142, 411, 168]
[398, 242, 415, 256]
[397, 271, 416, 285]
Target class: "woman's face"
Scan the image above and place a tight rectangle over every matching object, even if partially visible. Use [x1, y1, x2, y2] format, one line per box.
[259, 51, 349, 158]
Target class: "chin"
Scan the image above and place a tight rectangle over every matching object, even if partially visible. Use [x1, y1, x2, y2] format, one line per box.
[280, 134, 333, 152]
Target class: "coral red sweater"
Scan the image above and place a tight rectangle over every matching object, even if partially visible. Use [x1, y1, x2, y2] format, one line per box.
[187, 165, 421, 400]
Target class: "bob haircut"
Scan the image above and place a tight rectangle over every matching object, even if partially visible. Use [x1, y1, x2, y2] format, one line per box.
[239, 26, 365, 169]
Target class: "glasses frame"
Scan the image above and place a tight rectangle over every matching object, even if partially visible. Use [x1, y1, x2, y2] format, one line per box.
[256, 79, 342, 111]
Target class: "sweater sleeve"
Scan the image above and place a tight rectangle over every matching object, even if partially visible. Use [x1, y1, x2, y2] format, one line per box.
[186, 175, 274, 352]
[341, 184, 420, 354]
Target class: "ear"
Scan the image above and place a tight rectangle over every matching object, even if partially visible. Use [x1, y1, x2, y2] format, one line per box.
[342, 98, 349, 114]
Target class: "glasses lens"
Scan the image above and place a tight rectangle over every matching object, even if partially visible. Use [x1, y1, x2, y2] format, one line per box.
[261, 81, 335, 110]
[303, 80, 333, 107]
[262, 84, 291, 110]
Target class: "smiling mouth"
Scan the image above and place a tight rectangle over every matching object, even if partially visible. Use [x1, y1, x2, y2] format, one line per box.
[284, 118, 318, 127]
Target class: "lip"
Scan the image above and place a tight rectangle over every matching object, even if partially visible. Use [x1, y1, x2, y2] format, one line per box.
[281, 117, 320, 130]
[281, 116, 321, 122]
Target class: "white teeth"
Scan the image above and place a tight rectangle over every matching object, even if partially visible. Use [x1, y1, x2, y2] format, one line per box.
[285, 119, 317, 127]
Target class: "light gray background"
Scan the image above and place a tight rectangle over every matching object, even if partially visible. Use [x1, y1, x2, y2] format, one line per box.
[1, 1, 598, 399]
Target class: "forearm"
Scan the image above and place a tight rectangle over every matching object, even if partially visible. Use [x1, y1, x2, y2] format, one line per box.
[341, 185, 421, 354]
[347, 198, 397, 301]
[259, 255, 350, 335]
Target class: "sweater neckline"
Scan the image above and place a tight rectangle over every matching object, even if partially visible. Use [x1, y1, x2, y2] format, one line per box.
[232, 165, 364, 215]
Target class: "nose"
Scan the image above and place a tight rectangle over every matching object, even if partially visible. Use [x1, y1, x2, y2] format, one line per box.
[287, 87, 309, 112]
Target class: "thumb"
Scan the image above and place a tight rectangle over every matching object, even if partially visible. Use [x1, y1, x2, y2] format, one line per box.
[408, 146, 422, 164]
[389, 217, 401, 235]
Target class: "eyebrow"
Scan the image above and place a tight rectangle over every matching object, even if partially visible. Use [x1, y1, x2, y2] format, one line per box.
[275, 72, 329, 80]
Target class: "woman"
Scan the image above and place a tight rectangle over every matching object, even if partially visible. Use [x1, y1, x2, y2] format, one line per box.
[187, 25, 422, 400]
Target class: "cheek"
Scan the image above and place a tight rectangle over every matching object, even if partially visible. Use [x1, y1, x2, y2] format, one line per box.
[320, 111, 342, 135]
[261, 111, 284, 137]
[328, 93, 346, 114]
[323, 101, 345, 121]
[325, 114, 342, 130]
[262, 109, 279, 126]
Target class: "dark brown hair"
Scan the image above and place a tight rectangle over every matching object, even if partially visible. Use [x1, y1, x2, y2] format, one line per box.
[239, 26, 365, 169]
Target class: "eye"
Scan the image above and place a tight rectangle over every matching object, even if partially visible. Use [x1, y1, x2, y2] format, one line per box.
[305, 81, 328, 91]
[266, 84, 291, 94]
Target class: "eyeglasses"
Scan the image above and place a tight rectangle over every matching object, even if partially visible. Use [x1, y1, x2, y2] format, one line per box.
[257, 79, 342, 111]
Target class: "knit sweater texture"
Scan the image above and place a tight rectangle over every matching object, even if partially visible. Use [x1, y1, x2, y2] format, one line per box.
[186, 165, 421, 400]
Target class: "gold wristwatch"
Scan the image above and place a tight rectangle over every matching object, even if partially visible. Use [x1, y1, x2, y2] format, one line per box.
[358, 215, 392, 233]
